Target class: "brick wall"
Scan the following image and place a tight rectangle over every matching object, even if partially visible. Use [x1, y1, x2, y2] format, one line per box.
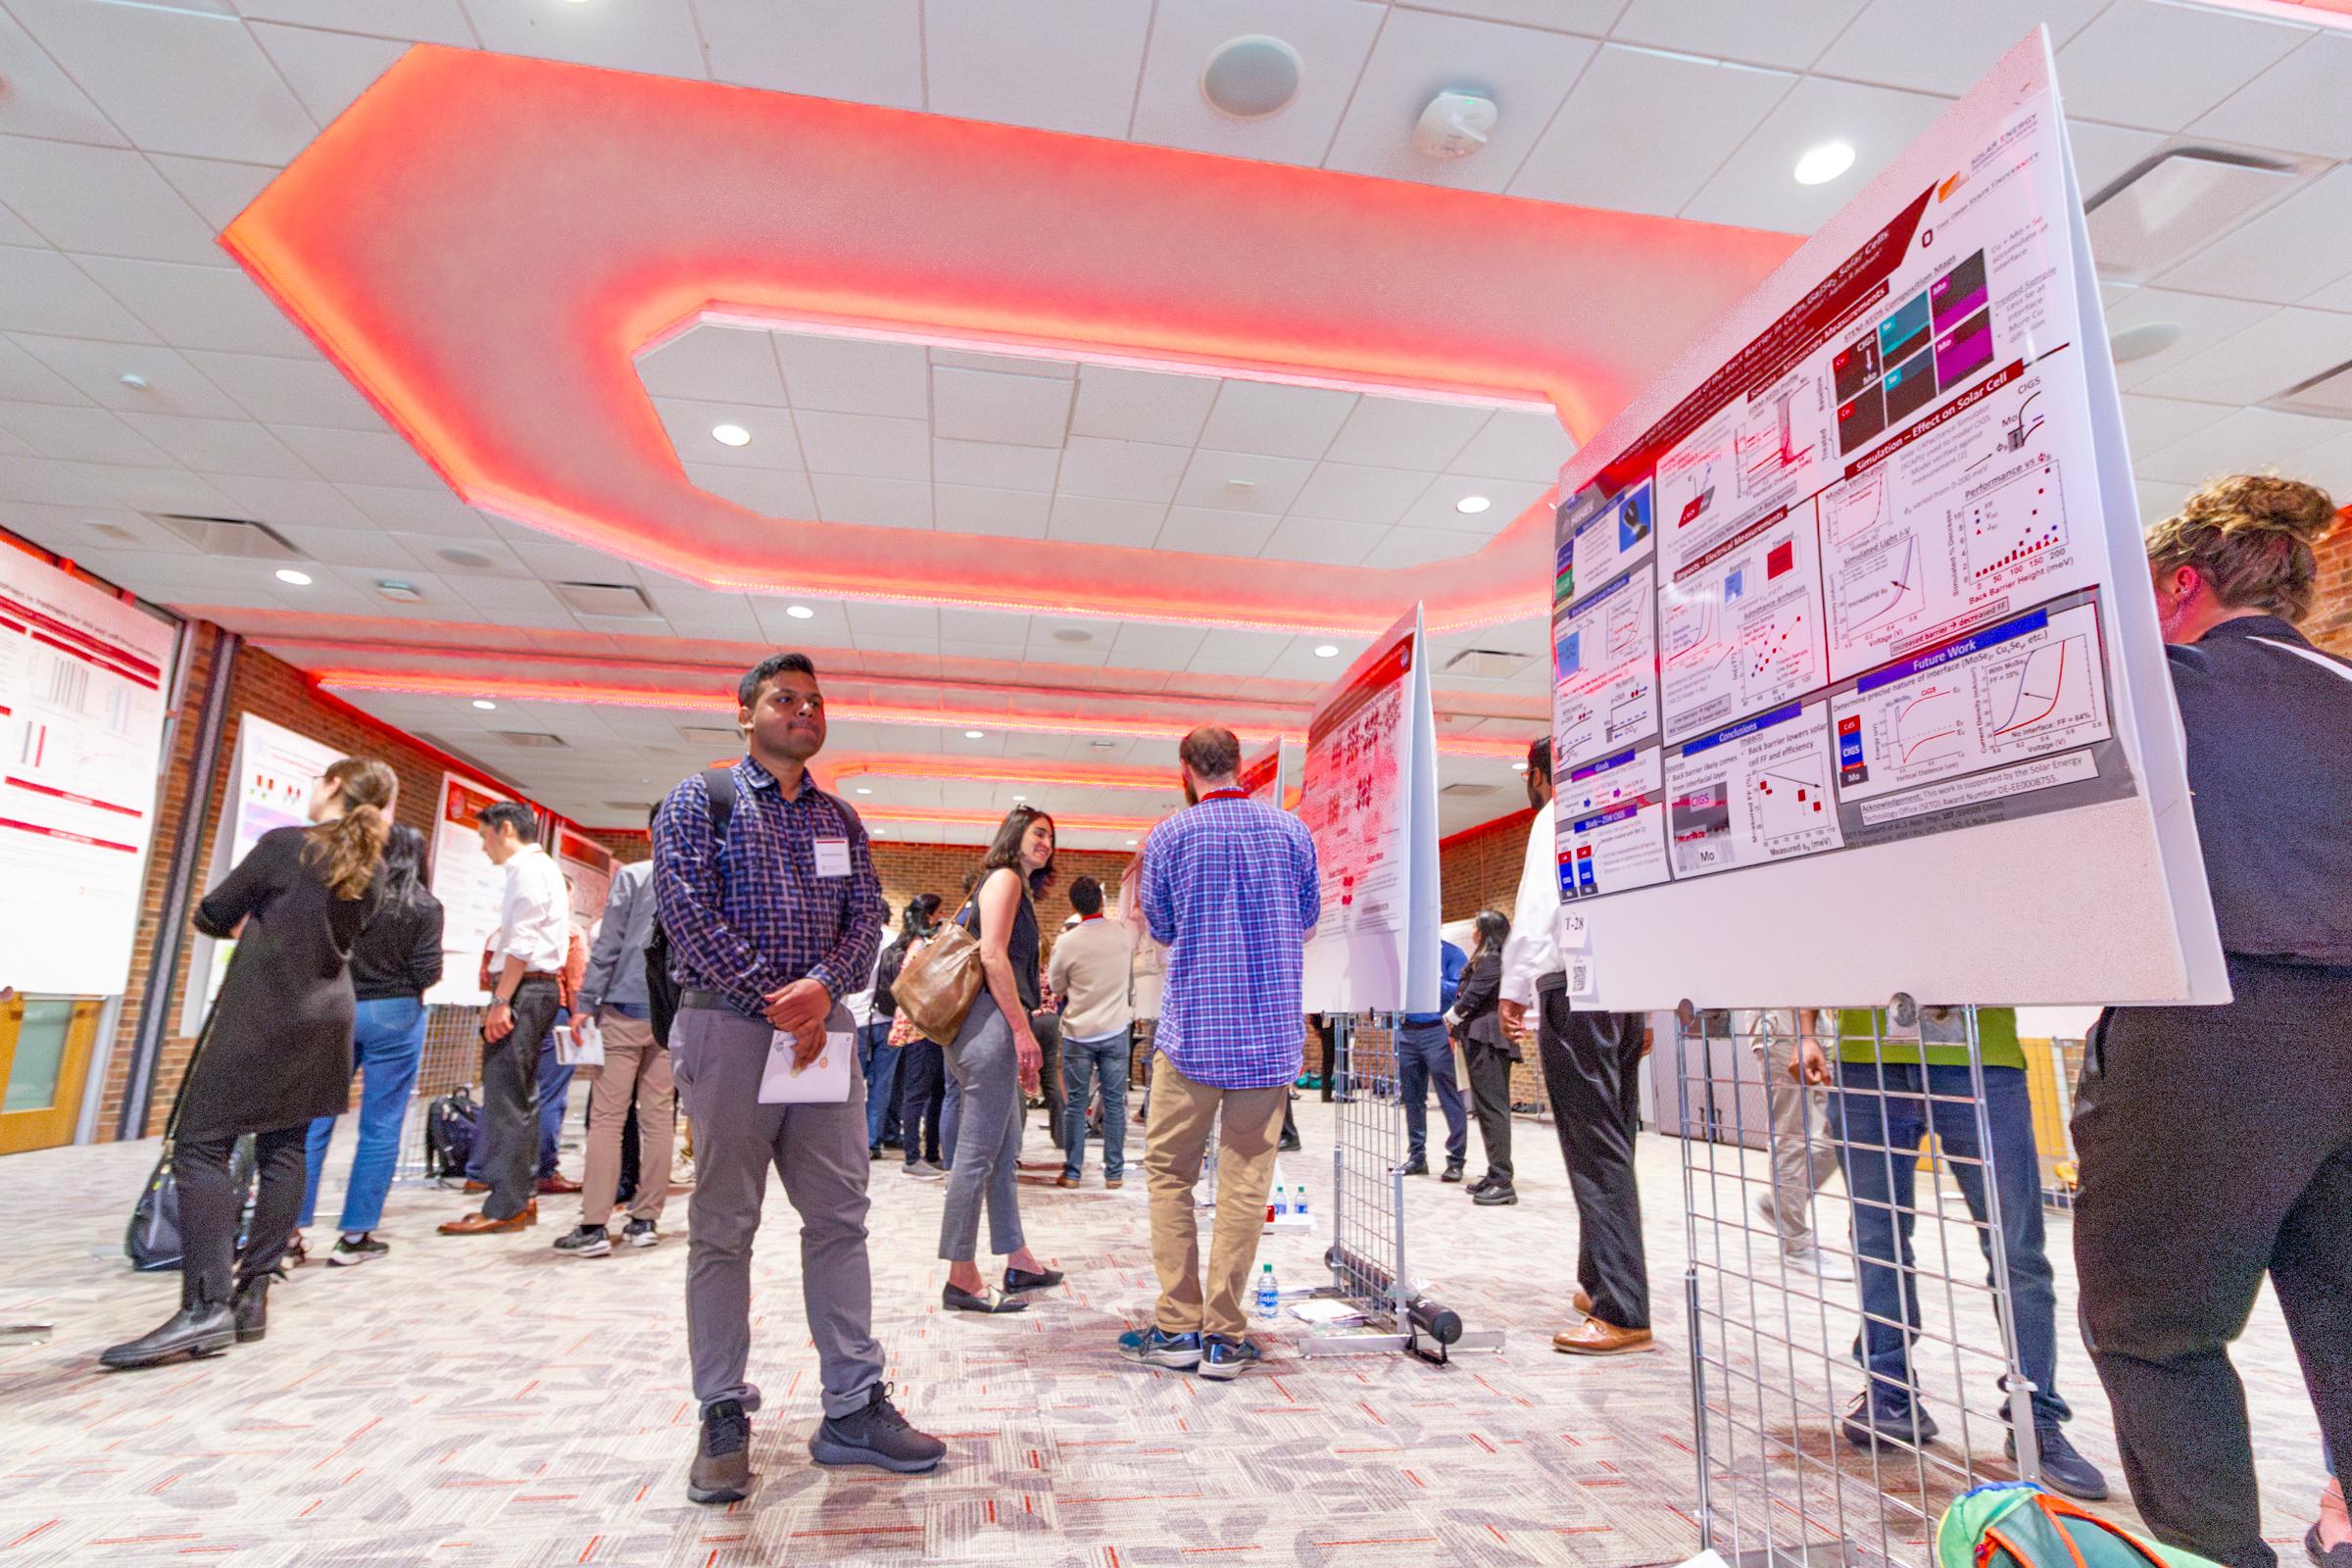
[1440, 808, 1534, 924]
[2308, 506, 2352, 658]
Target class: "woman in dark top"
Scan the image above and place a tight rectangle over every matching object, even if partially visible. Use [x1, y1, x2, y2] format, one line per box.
[102, 756, 397, 1370]
[938, 806, 1062, 1314]
[1447, 908, 1517, 1205]
[295, 822, 443, 1268]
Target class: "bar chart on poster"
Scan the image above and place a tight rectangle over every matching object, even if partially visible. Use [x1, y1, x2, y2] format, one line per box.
[1545, 30, 2226, 1010]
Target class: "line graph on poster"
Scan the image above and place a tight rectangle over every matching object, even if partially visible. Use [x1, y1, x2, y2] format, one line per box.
[1979, 629, 2101, 757]
[1960, 462, 2067, 589]
[1832, 529, 1926, 646]
[1824, 469, 1892, 550]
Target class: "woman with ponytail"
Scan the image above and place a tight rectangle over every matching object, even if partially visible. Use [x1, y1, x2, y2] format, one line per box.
[103, 756, 398, 1370]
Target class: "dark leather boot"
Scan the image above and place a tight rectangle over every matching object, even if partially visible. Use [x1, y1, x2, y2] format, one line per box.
[100, 1301, 235, 1369]
[232, 1275, 270, 1344]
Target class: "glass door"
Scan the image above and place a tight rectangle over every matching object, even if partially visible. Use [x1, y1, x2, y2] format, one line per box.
[0, 996, 100, 1153]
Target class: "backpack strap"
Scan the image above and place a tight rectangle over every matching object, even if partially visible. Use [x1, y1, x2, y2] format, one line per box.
[703, 764, 737, 840]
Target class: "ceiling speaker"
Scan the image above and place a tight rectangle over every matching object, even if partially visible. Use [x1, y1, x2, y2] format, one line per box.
[1201, 35, 1301, 120]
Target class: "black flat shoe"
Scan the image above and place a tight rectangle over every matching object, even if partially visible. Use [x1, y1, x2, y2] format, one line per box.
[1003, 1266, 1064, 1293]
[943, 1283, 1027, 1314]
[1473, 1183, 1519, 1206]
[1441, 1162, 1465, 1184]
[232, 1276, 270, 1344]
[1399, 1158, 1430, 1176]
[100, 1302, 235, 1369]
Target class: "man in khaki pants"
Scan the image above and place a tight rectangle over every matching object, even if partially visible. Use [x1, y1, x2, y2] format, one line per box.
[1122, 726, 1320, 1381]
[553, 839, 674, 1257]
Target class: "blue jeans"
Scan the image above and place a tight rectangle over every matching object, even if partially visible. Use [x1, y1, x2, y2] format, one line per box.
[1834, 1061, 2069, 1425]
[1397, 1018, 1467, 1166]
[464, 1024, 575, 1184]
[943, 1071, 964, 1171]
[859, 1021, 899, 1149]
[301, 996, 427, 1233]
[1060, 1029, 1132, 1180]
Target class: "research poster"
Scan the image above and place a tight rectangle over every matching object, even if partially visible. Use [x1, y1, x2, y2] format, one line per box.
[0, 547, 176, 996]
[1299, 604, 1440, 1015]
[1546, 30, 2223, 1008]
[555, 825, 612, 933]
[425, 773, 514, 1005]
[191, 713, 342, 1015]
[1237, 736, 1298, 809]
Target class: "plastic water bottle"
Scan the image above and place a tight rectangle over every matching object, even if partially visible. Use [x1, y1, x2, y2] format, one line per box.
[1293, 1182, 1310, 1222]
[1272, 1184, 1290, 1219]
[1255, 1262, 1280, 1320]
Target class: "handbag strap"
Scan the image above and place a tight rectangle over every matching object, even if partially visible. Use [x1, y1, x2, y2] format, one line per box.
[158, 996, 221, 1154]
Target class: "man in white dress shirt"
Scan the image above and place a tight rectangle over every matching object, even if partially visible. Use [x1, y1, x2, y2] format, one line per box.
[443, 800, 571, 1234]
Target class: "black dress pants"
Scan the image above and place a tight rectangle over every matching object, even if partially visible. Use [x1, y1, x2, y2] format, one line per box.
[2073, 956, 2352, 1568]
[898, 1039, 945, 1163]
[1538, 990, 1649, 1330]
[178, 1122, 308, 1308]
[1464, 1039, 1515, 1183]
[480, 977, 560, 1220]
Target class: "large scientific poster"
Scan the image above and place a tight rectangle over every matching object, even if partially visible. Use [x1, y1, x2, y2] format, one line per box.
[191, 713, 342, 1016]
[1299, 604, 1440, 1014]
[1548, 30, 2223, 1009]
[1237, 737, 1298, 809]
[0, 548, 175, 996]
[425, 773, 514, 1005]
[554, 824, 612, 934]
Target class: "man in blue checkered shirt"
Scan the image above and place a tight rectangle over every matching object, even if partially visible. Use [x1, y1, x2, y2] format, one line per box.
[1121, 726, 1320, 1381]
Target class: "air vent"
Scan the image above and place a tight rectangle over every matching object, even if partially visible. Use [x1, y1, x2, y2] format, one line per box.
[490, 730, 568, 749]
[1441, 781, 1500, 798]
[150, 514, 301, 561]
[2265, 358, 2352, 421]
[602, 800, 658, 813]
[89, 521, 141, 545]
[555, 580, 657, 617]
[678, 723, 742, 742]
[1443, 647, 1529, 679]
[2084, 147, 2312, 285]
[437, 547, 497, 571]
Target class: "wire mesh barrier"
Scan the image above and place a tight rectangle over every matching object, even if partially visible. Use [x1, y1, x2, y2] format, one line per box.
[1677, 1002, 2047, 1568]
[391, 1004, 484, 1185]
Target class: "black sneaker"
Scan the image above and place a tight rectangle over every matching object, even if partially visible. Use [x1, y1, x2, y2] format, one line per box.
[1198, 1334, 1250, 1381]
[809, 1383, 945, 1473]
[1441, 1161, 1465, 1184]
[2011, 1423, 2108, 1501]
[1399, 1157, 1430, 1176]
[328, 1234, 388, 1267]
[688, 1398, 751, 1503]
[1473, 1182, 1518, 1205]
[622, 1218, 660, 1250]
[1840, 1388, 1939, 1448]
[553, 1224, 612, 1258]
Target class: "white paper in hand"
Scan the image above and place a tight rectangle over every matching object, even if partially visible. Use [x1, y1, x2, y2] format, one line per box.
[759, 1028, 855, 1103]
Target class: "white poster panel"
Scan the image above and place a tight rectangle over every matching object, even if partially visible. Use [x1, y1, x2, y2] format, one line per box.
[1237, 736, 1298, 809]
[1299, 604, 1440, 1015]
[0, 547, 175, 996]
[190, 713, 343, 1017]
[1546, 30, 2224, 1010]
[425, 773, 514, 1005]
[554, 824, 612, 934]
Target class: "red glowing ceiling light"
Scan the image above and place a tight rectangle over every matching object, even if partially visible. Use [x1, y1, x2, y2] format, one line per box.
[221, 47, 1796, 637]
[858, 805, 1158, 835]
[823, 755, 1175, 792]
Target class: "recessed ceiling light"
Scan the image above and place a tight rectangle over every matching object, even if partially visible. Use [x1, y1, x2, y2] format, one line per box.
[1012, 794, 1027, 802]
[1512, 760, 1529, 772]
[964, 729, 986, 740]
[711, 423, 752, 448]
[1051, 627, 1093, 644]
[118, 372, 149, 390]
[1454, 495, 1492, 514]
[1314, 644, 1340, 659]
[855, 786, 871, 795]
[473, 699, 497, 710]
[1126, 838, 1139, 847]
[274, 567, 312, 586]
[2110, 320, 2183, 364]
[1793, 140, 1856, 186]
[1201, 35, 1303, 120]
[784, 603, 815, 619]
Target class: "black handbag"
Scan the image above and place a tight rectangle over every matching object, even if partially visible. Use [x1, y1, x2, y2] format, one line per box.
[123, 1003, 255, 1272]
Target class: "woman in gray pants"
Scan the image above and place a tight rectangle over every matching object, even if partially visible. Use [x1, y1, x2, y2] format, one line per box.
[940, 806, 1065, 1313]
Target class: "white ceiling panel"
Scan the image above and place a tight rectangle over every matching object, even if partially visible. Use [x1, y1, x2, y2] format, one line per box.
[0, 246, 159, 341]
[1068, 365, 1219, 444]
[680, 462, 816, 517]
[1196, 378, 1354, 459]
[1322, 9, 1594, 194]
[207, 471, 374, 528]
[794, 410, 930, 479]
[1173, 448, 1312, 514]
[230, 0, 475, 46]
[10, 334, 241, 417]
[0, 453, 128, 506]
[2136, 306, 2352, 407]
[1682, 75, 1949, 234]
[0, 204, 37, 247]
[1260, 514, 1385, 565]
[1360, 523, 1487, 568]
[1054, 435, 1191, 503]
[930, 367, 1072, 447]
[271, 422, 446, 487]
[1045, 493, 1164, 546]
[652, 397, 803, 469]
[146, 154, 281, 232]
[118, 410, 314, 477]
[845, 601, 939, 641]
[99, 464, 235, 514]
[1450, 408, 1574, 482]
[1395, 473, 1544, 531]
[2190, 29, 2352, 161]
[1130, 0, 1384, 168]
[932, 482, 1051, 539]
[335, 480, 488, 533]
[937, 607, 1029, 649]
[2059, 118, 2167, 202]
[2135, 405, 2346, 486]
[2158, 166, 2352, 307]
[637, 324, 790, 406]
[272, 519, 418, 569]
[0, 135, 221, 264]
[1612, 0, 1868, 72]
[638, 583, 764, 642]
[931, 349, 1074, 379]
[809, 471, 932, 528]
[2118, 394, 2225, 461]
[0, 337, 82, 405]
[2293, 428, 2352, 501]
[181, 347, 386, 429]
[2104, 287, 2282, 391]
[0, 400, 174, 466]
[1155, 504, 1276, 556]
[75, 254, 311, 354]
[1812, 0, 2110, 96]
[932, 437, 1061, 492]
[0, 5, 130, 147]
[1322, 393, 1488, 469]
[248, 21, 409, 126]
[458, 0, 707, 77]
[6, 0, 319, 162]
[1509, 45, 1791, 218]
[1406, 0, 1626, 29]
[1290, 460, 1429, 525]
[921, 0, 1153, 140]
[1106, 620, 1208, 670]
[2053, 0, 2310, 133]
[699, 0, 923, 109]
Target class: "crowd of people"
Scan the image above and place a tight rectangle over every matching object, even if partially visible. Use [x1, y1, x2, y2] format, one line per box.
[86, 474, 2348, 1568]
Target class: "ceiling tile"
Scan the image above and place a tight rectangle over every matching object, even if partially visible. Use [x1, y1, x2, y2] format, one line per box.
[1616, 0, 1871, 69]
[1068, 364, 1218, 444]
[938, 607, 1031, 649]
[932, 483, 1051, 539]
[809, 472, 932, 528]
[1046, 493, 1164, 546]
[2292, 427, 2352, 501]
[8, 334, 238, 416]
[931, 367, 1071, 447]
[1290, 461, 1430, 525]
[6, 0, 318, 161]
[932, 437, 1060, 492]
[1155, 504, 1276, 556]
[0, 338, 83, 406]
[1260, 515, 1385, 564]
[1508, 45, 1791, 218]
[2136, 406, 2346, 486]
[0, 135, 221, 264]
[271, 422, 446, 487]
[922, 0, 1153, 139]
[1360, 520, 1492, 569]
[180, 347, 384, 429]
[2059, 118, 2167, 202]
[795, 410, 929, 480]
[1382, 0, 1626, 30]
[75, 254, 312, 354]
[2158, 166, 2352, 307]
[2133, 478, 2191, 527]
[458, 0, 708, 77]
[146, 154, 282, 231]
[1055, 435, 1191, 503]
[2189, 28, 2352, 160]
[1449, 409, 1574, 481]
[248, 21, 409, 126]
[1681, 75, 1949, 234]
[1130, 0, 1384, 168]
[1321, 10, 1596, 194]
[2309, 271, 2352, 315]
[846, 601, 940, 642]
[1316, 393, 1485, 470]
[270, 520, 417, 569]
[653, 397, 803, 469]
[230, 0, 476, 45]
[0, 453, 129, 506]
[2136, 306, 2352, 407]
[637, 324, 790, 406]
[335, 481, 490, 533]
[2118, 394, 2225, 461]
[2054, 0, 2310, 132]
[2104, 287, 2281, 392]
[681, 462, 816, 517]
[929, 348, 1074, 379]
[206, 471, 375, 528]
[0, 247, 158, 342]
[0, 205, 37, 247]
[0, 5, 130, 146]
[1396, 473, 1544, 531]
[99, 465, 235, 514]
[118, 410, 315, 477]
[1106, 621, 1208, 670]
[1813, 0, 2110, 95]
[774, 334, 930, 417]
[638, 584, 764, 642]
[0, 399, 175, 466]
[1174, 448, 1312, 514]
[699, 0, 922, 108]
[1196, 379, 1354, 459]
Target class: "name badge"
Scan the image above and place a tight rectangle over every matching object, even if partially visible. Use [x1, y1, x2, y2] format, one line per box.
[812, 836, 852, 877]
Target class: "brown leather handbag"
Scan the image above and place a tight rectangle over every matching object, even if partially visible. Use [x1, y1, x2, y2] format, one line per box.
[891, 903, 984, 1047]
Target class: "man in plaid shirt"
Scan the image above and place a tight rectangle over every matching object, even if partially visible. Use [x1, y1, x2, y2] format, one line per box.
[1123, 725, 1320, 1381]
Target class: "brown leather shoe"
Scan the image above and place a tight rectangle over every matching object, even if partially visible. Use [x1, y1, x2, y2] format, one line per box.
[1055, 1175, 1081, 1189]
[439, 1201, 537, 1236]
[463, 1180, 489, 1194]
[1573, 1287, 1592, 1317]
[536, 1173, 582, 1196]
[1553, 1317, 1654, 1355]
[1104, 1177, 1123, 1190]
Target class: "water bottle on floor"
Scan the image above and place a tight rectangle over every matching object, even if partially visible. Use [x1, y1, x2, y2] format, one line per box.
[1293, 1182, 1309, 1222]
[1272, 1184, 1289, 1219]
[1255, 1261, 1280, 1320]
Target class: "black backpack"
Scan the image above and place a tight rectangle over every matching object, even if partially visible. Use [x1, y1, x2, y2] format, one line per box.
[423, 1088, 479, 1180]
[645, 766, 736, 1046]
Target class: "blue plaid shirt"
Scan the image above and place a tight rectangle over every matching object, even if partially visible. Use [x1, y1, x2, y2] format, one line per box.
[651, 756, 885, 1018]
[1141, 791, 1321, 1089]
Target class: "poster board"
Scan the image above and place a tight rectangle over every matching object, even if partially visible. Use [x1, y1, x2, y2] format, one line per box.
[554, 824, 612, 934]
[1237, 736, 1298, 808]
[1298, 603, 1441, 1014]
[0, 547, 176, 996]
[424, 773, 514, 1005]
[1546, 29, 2224, 1011]
[190, 712, 342, 1017]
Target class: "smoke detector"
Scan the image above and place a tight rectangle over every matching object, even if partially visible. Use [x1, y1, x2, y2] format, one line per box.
[1414, 91, 1496, 161]
[1201, 35, 1301, 120]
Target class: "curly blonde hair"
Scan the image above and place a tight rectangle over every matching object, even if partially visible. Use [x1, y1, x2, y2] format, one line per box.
[2145, 474, 2338, 624]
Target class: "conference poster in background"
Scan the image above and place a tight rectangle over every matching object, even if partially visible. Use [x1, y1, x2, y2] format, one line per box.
[191, 712, 342, 1017]
[425, 773, 514, 1005]
[555, 826, 612, 934]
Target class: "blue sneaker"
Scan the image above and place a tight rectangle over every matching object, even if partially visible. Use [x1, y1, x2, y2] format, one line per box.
[1116, 1327, 1202, 1369]
[1199, 1335, 1251, 1381]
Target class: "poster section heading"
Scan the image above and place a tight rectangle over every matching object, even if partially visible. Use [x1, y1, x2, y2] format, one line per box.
[1549, 89, 2133, 903]
[0, 550, 175, 995]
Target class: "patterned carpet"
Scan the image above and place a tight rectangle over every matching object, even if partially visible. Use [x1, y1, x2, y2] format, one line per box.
[0, 1097, 2326, 1567]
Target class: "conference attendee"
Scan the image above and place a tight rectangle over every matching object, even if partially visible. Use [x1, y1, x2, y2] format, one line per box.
[852, 910, 893, 1159]
[440, 801, 569, 1237]
[1498, 736, 1653, 1354]
[938, 807, 1065, 1314]
[296, 821, 443, 1267]
[554, 833, 672, 1257]
[652, 651, 943, 1497]
[1397, 937, 1469, 1180]
[1447, 908, 1515, 1202]
[1125, 726, 1319, 1380]
[868, 895, 935, 1158]
[1048, 875, 1135, 1189]
[2072, 474, 2350, 1567]
[103, 758, 397, 1369]
[1795, 1005, 2104, 1498]
[1741, 1007, 1850, 1282]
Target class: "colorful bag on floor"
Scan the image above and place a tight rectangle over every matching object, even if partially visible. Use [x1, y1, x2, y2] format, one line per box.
[1937, 1483, 2222, 1568]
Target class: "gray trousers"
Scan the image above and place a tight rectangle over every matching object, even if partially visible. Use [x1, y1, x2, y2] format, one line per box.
[479, 977, 561, 1221]
[939, 995, 1026, 1262]
[670, 1004, 884, 1420]
[1737, 1008, 1840, 1251]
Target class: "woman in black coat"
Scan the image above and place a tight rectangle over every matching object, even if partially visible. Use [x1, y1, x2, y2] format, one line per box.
[1448, 908, 1517, 1205]
[103, 756, 398, 1370]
